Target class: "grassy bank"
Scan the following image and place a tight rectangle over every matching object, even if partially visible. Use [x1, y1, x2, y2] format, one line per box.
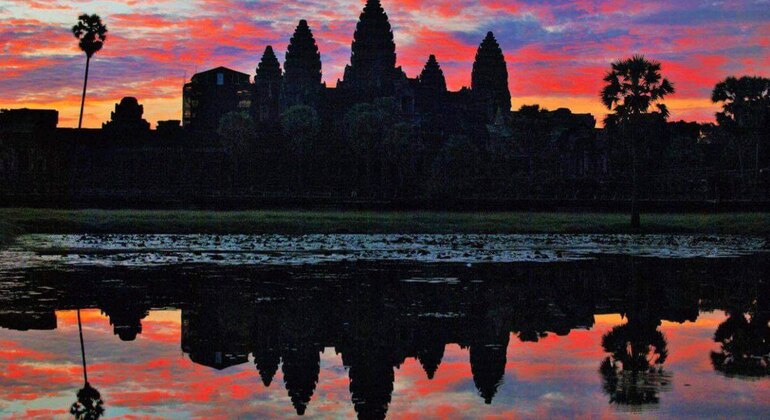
[0, 208, 769, 239]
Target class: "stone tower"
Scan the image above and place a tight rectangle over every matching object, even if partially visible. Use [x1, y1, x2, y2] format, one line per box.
[284, 20, 323, 109]
[254, 46, 283, 124]
[419, 55, 447, 93]
[102, 97, 150, 133]
[471, 32, 511, 121]
[342, 0, 399, 100]
[418, 55, 447, 114]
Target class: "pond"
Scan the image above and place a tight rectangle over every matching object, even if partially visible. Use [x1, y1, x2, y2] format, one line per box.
[0, 234, 768, 418]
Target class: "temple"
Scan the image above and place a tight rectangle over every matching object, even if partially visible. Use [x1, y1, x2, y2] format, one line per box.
[184, 0, 512, 132]
[0, 0, 764, 207]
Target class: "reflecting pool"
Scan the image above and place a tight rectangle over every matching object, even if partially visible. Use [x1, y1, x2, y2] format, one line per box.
[0, 234, 768, 418]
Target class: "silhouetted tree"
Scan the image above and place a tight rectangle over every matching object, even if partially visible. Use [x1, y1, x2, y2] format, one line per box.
[599, 321, 670, 406]
[217, 111, 257, 188]
[601, 55, 674, 228]
[343, 98, 398, 195]
[281, 105, 320, 188]
[72, 14, 107, 129]
[70, 309, 105, 419]
[711, 76, 770, 176]
[711, 309, 770, 378]
[426, 135, 482, 198]
[70, 383, 104, 420]
[382, 122, 423, 197]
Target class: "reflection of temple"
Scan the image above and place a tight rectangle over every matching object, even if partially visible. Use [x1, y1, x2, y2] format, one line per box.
[2, 256, 768, 417]
[0, 310, 56, 331]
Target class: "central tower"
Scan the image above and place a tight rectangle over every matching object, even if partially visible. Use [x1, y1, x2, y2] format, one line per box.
[342, 0, 399, 99]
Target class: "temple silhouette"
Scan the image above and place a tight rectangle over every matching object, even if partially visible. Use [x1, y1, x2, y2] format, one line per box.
[0, 0, 768, 208]
[183, 1, 510, 131]
[2, 256, 768, 417]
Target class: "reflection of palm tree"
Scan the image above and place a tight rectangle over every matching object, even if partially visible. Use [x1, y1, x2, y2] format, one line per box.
[711, 309, 770, 378]
[70, 382, 104, 420]
[599, 321, 670, 406]
[70, 309, 105, 419]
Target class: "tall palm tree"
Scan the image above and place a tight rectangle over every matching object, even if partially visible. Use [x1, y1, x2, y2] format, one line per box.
[600, 55, 674, 228]
[70, 309, 105, 419]
[72, 14, 108, 129]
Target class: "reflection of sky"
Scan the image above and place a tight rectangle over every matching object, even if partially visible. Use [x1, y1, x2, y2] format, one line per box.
[1, 310, 768, 418]
[0, 0, 768, 128]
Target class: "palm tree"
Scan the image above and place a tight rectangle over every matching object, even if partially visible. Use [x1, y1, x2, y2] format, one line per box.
[70, 309, 105, 419]
[599, 317, 670, 406]
[711, 309, 770, 378]
[600, 55, 674, 228]
[72, 14, 108, 129]
[711, 76, 770, 177]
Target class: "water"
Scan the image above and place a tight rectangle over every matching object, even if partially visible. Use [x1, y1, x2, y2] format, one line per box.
[0, 234, 768, 418]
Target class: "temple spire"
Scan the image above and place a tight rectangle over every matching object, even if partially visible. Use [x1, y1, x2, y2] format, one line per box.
[256, 46, 282, 82]
[419, 55, 447, 92]
[472, 32, 511, 120]
[284, 20, 323, 108]
[254, 45, 282, 123]
[342, 0, 398, 97]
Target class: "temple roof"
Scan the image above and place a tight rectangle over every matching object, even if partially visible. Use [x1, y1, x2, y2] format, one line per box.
[284, 20, 322, 86]
[256, 46, 282, 81]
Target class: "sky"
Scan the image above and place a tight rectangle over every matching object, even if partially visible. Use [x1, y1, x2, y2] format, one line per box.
[0, 0, 768, 128]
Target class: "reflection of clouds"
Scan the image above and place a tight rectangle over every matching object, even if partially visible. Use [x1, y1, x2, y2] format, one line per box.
[1, 309, 770, 417]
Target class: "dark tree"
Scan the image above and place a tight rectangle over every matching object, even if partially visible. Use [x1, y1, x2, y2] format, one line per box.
[601, 55, 674, 228]
[281, 105, 320, 188]
[343, 98, 398, 195]
[70, 309, 105, 419]
[382, 121, 423, 198]
[711, 76, 770, 176]
[472, 32, 511, 121]
[218, 112, 257, 188]
[426, 134, 482, 198]
[711, 309, 770, 378]
[599, 321, 670, 406]
[72, 14, 107, 129]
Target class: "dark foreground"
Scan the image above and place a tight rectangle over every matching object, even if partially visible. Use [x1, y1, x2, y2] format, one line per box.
[0, 234, 768, 418]
[2, 209, 770, 242]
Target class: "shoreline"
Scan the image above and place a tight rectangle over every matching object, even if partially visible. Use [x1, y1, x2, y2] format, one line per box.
[1, 209, 769, 243]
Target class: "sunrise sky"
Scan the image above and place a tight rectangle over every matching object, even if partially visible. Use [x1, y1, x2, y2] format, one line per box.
[1, 0, 768, 128]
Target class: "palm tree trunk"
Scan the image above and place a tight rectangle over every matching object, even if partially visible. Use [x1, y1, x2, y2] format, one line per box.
[78, 56, 91, 129]
[77, 308, 89, 384]
[631, 128, 640, 229]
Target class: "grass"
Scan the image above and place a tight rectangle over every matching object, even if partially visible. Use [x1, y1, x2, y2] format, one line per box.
[0, 208, 769, 241]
